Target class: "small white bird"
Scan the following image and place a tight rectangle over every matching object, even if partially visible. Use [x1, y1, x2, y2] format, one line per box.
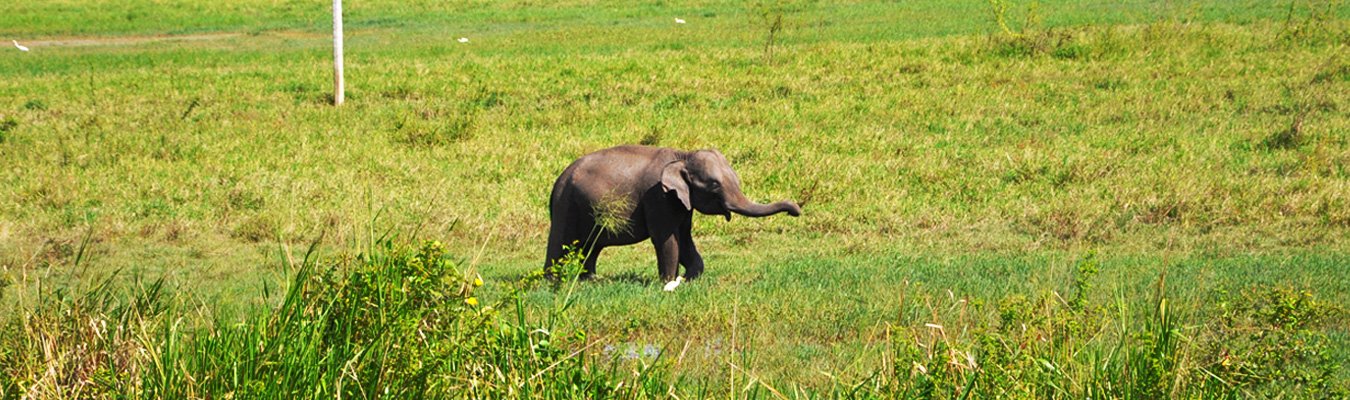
[457, 37, 469, 43]
[662, 276, 685, 292]
[13, 40, 29, 52]
[674, 18, 686, 24]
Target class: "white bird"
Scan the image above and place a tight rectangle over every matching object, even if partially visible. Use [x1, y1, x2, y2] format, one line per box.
[675, 18, 686, 24]
[458, 37, 469, 43]
[662, 276, 685, 292]
[13, 40, 29, 52]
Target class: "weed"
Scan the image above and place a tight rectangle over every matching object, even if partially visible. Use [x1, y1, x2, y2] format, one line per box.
[748, 0, 793, 62]
[1263, 113, 1307, 150]
[543, 241, 589, 286]
[639, 125, 663, 146]
[232, 214, 278, 243]
[592, 195, 633, 238]
[393, 108, 476, 148]
[0, 117, 13, 143]
[863, 258, 1346, 398]
[1281, 0, 1347, 42]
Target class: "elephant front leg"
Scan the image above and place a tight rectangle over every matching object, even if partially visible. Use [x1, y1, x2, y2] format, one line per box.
[650, 232, 681, 283]
[678, 223, 704, 280]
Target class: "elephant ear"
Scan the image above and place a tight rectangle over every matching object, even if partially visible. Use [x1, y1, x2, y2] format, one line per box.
[660, 161, 691, 211]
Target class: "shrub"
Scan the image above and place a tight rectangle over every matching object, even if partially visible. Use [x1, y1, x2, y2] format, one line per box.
[0, 241, 670, 399]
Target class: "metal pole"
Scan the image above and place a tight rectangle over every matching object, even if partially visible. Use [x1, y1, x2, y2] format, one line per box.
[333, 0, 344, 105]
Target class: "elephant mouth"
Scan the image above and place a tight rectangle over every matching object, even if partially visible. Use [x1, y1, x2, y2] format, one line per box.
[715, 202, 732, 221]
[700, 206, 730, 221]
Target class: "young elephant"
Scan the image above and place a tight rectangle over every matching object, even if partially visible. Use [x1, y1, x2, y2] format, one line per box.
[545, 145, 801, 288]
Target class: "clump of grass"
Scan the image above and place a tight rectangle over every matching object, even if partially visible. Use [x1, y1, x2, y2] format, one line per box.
[0, 272, 167, 398]
[1280, 0, 1346, 43]
[983, 0, 1130, 60]
[639, 125, 663, 146]
[1262, 113, 1307, 150]
[856, 257, 1346, 398]
[231, 213, 278, 242]
[986, 0, 1054, 56]
[0, 117, 16, 143]
[0, 240, 673, 398]
[1205, 285, 1346, 397]
[393, 109, 477, 148]
[748, 0, 797, 63]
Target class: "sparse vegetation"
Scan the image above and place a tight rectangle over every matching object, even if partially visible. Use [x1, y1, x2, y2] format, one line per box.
[1, 0, 1347, 397]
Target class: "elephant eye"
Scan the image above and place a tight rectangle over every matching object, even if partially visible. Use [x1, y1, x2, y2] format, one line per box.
[708, 181, 722, 191]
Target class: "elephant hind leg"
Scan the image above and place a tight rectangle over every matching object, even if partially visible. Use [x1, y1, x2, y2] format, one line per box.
[544, 203, 583, 278]
[544, 219, 568, 277]
[545, 209, 604, 280]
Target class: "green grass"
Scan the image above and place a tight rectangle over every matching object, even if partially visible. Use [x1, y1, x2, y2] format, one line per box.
[1, 0, 1348, 397]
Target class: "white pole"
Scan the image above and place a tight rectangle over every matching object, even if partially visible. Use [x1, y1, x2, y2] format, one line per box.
[333, 0, 344, 105]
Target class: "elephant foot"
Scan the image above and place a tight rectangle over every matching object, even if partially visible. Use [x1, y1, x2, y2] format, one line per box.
[662, 276, 685, 292]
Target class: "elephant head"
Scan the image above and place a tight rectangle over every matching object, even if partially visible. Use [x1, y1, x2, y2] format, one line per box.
[660, 150, 802, 221]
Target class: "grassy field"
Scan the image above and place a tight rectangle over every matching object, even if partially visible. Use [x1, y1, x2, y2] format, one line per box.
[2, 0, 1348, 397]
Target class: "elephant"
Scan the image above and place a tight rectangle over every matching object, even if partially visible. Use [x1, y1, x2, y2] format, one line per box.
[544, 145, 801, 287]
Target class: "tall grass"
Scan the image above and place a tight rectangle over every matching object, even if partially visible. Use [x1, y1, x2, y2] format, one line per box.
[2, 241, 1343, 398]
[0, 241, 674, 398]
[846, 257, 1345, 398]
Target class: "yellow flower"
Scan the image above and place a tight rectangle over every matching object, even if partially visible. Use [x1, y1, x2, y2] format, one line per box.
[473, 276, 483, 287]
[465, 297, 479, 306]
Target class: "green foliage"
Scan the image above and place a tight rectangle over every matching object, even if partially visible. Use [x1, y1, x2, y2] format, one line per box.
[0, 241, 674, 399]
[865, 260, 1346, 399]
[544, 241, 590, 288]
[1068, 252, 1098, 313]
[1207, 285, 1347, 397]
[21, 100, 46, 111]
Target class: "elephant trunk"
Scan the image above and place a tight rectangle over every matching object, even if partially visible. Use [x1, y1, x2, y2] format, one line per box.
[725, 192, 802, 219]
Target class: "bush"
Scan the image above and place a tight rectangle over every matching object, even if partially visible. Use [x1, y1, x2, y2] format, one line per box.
[865, 260, 1346, 398]
[0, 241, 670, 399]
